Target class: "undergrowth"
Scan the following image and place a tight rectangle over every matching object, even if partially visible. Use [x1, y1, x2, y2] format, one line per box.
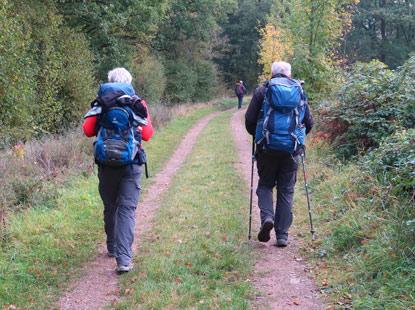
[293, 137, 415, 310]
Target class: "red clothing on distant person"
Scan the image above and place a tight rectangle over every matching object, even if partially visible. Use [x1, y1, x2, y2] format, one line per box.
[83, 99, 153, 141]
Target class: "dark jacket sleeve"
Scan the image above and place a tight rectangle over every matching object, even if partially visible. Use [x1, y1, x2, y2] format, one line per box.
[303, 103, 314, 135]
[245, 85, 266, 135]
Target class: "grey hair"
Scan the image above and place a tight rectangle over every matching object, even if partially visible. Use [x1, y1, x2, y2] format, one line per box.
[107, 67, 132, 84]
[271, 61, 291, 77]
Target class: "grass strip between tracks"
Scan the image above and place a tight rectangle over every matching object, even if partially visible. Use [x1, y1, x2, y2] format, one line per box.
[115, 109, 255, 309]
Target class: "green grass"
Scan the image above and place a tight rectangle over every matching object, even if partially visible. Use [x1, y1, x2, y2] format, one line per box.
[0, 176, 103, 309]
[114, 109, 255, 309]
[144, 103, 229, 180]
[291, 138, 415, 310]
[0, 101, 234, 309]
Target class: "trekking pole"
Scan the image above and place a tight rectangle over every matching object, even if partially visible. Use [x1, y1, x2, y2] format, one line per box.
[144, 162, 149, 178]
[300, 148, 315, 241]
[248, 136, 255, 245]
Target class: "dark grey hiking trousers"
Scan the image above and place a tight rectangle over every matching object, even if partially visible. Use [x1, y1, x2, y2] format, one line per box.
[256, 150, 299, 240]
[98, 164, 143, 266]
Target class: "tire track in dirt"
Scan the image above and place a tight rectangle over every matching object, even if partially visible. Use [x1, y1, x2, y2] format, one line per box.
[58, 110, 221, 310]
[230, 109, 324, 310]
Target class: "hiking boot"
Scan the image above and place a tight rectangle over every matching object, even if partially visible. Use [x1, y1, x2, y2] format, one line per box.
[258, 218, 274, 242]
[276, 238, 290, 247]
[117, 262, 134, 273]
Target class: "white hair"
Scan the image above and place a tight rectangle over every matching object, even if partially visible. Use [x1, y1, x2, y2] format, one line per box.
[107, 67, 132, 84]
[271, 61, 291, 77]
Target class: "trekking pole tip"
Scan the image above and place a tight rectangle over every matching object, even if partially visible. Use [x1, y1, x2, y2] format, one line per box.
[248, 239, 251, 246]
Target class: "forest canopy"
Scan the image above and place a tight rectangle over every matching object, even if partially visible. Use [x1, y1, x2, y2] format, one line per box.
[1, 0, 415, 147]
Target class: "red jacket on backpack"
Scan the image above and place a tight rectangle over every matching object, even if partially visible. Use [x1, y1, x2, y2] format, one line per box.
[83, 99, 153, 142]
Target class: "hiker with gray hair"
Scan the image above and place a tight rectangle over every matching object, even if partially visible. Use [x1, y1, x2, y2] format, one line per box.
[245, 61, 314, 246]
[83, 67, 153, 272]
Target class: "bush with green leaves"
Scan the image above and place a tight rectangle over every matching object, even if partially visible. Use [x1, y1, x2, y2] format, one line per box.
[164, 60, 197, 104]
[322, 56, 415, 159]
[0, 1, 96, 147]
[0, 0, 36, 147]
[131, 50, 166, 104]
[28, 9, 96, 135]
[192, 59, 218, 102]
[361, 128, 415, 195]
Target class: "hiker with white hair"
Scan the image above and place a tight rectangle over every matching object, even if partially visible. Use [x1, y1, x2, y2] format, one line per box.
[245, 61, 314, 246]
[83, 67, 153, 272]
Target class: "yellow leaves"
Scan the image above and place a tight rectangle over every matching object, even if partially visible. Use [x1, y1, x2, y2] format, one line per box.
[258, 24, 293, 81]
[11, 143, 25, 158]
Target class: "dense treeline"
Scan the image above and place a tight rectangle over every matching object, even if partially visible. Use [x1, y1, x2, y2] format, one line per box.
[2, 0, 415, 147]
[0, 0, 272, 148]
[342, 0, 415, 69]
[0, 0, 96, 146]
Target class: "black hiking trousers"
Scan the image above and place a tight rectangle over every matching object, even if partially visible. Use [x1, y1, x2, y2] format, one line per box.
[256, 149, 299, 241]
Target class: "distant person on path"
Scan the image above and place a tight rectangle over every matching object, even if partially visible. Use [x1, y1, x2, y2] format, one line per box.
[83, 68, 153, 272]
[245, 61, 314, 247]
[235, 80, 247, 109]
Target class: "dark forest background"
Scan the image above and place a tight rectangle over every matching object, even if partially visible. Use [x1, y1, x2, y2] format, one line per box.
[1, 0, 415, 147]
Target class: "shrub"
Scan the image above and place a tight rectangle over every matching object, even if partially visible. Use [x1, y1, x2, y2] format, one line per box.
[131, 50, 167, 104]
[321, 57, 415, 159]
[362, 128, 415, 195]
[0, 0, 36, 148]
[0, 2, 96, 147]
[30, 11, 96, 135]
[164, 60, 197, 104]
[192, 60, 218, 102]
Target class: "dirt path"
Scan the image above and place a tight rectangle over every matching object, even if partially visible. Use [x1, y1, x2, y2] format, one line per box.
[58, 111, 221, 310]
[230, 109, 324, 310]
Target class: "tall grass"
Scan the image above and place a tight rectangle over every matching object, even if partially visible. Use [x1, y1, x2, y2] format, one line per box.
[0, 128, 94, 222]
[292, 137, 415, 309]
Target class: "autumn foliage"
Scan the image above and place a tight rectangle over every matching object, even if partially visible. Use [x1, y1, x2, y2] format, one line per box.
[258, 24, 293, 82]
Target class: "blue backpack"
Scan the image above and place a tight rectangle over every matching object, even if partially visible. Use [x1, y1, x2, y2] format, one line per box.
[255, 77, 306, 154]
[93, 95, 142, 166]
